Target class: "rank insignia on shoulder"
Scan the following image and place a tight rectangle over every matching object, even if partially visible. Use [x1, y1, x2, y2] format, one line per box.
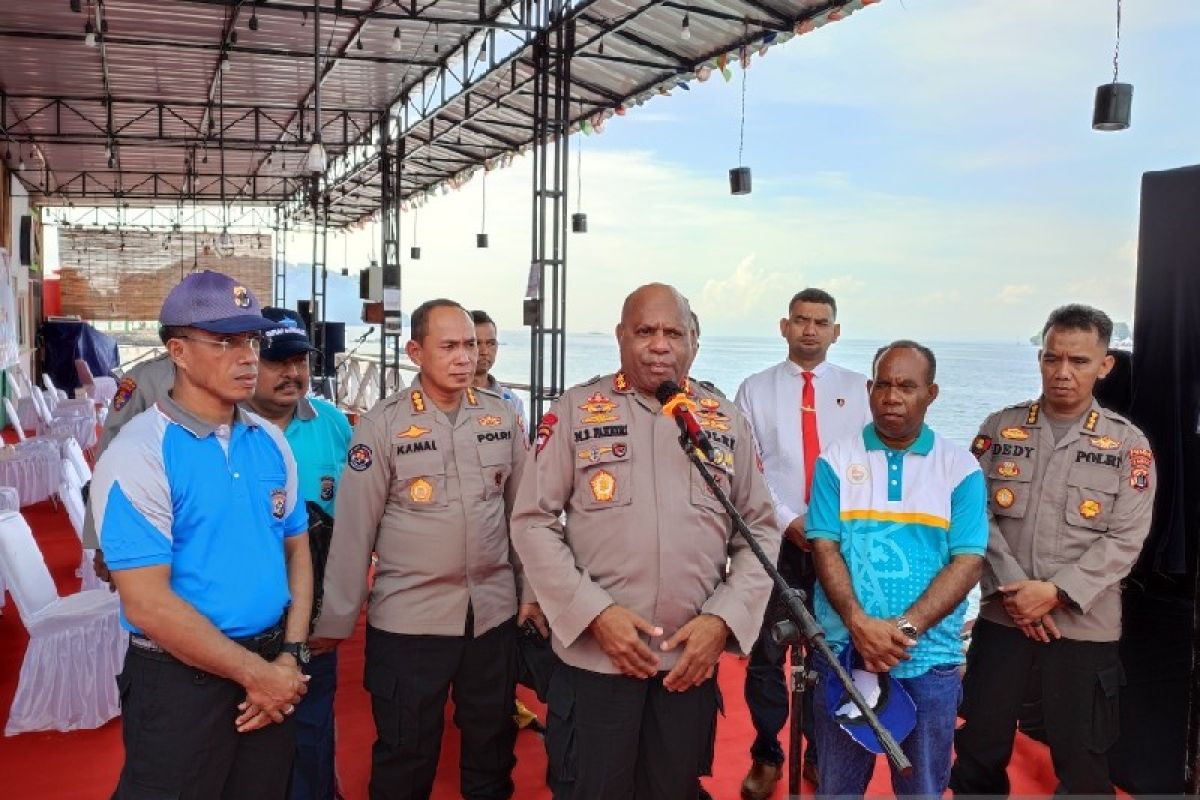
[589, 469, 616, 502]
[1090, 436, 1121, 450]
[1084, 410, 1100, 432]
[994, 487, 1015, 508]
[408, 478, 434, 503]
[613, 372, 630, 392]
[347, 443, 373, 471]
[1078, 499, 1101, 519]
[113, 376, 137, 411]
[396, 425, 431, 439]
[1128, 448, 1153, 492]
[970, 435, 992, 458]
[996, 461, 1020, 478]
[270, 488, 287, 519]
[1025, 404, 1040, 426]
[580, 392, 619, 424]
[1000, 427, 1029, 441]
[410, 390, 426, 414]
[465, 387, 479, 407]
[478, 415, 502, 428]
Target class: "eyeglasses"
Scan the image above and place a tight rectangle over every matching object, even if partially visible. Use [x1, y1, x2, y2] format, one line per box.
[174, 334, 263, 355]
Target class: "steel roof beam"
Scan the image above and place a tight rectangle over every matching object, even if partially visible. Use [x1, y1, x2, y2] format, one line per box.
[170, 0, 539, 32]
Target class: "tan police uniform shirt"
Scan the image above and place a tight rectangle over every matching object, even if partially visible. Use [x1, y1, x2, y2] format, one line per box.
[313, 377, 530, 640]
[82, 353, 177, 550]
[510, 372, 780, 675]
[972, 398, 1156, 641]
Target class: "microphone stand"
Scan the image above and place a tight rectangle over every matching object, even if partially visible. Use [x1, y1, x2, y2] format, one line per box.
[673, 433, 913, 790]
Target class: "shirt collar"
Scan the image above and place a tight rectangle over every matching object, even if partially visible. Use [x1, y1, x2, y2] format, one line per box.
[863, 422, 935, 456]
[294, 396, 317, 421]
[159, 393, 258, 439]
[783, 359, 831, 379]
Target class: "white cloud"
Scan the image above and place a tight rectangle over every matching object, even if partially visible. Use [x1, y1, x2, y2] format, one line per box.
[998, 284, 1035, 304]
[695, 256, 794, 321]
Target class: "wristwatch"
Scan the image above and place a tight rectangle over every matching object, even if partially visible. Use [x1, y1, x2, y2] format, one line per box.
[280, 641, 311, 665]
[895, 616, 919, 639]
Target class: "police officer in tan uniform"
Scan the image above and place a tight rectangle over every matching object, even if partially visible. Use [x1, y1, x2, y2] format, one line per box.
[511, 283, 779, 800]
[951, 304, 1156, 796]
[312, 299, 540, 800]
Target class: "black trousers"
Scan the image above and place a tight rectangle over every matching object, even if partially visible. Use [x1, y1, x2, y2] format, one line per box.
[950, 618, 1123, 796]
[113, 646, 296, 800]
[363, 620, 518, 800]
[743, 541, 817, 768]
[547, 665, 719, 800]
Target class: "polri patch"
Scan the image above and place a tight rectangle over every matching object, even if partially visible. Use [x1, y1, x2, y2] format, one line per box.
[589, 469, 616, 502]
[535, 412, 558, 455]
[113, 376, 137, 411]
[348, 443, 373, 471]
[994, 487, 1015, 509]
[320, 476, 335, 501]
[1078, 499, 1101, 519]
[408, 478, 434, 503]
[270, 487, 287, 519]
[1128, 448, 1153, 492]
[970, 435, 992, 458]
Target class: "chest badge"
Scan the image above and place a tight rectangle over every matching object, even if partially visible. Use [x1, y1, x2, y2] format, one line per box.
[580, 393, 619, 424]
[478, 415, 502, 428]
[396, 425, 431, 439]
[319, 476, 335, 501]
[589, 469, 616, 502]
[996, 461, 1021, 478]
[1090, 436, 1121, 450]
[1000, 427, 1029, 441]
[270, 488, 287, 519]
[697, 398, 731, 431]
[409, 478, 434, 504]
[1079, 499, 1102, 519]
[994, 487, 1016, 508]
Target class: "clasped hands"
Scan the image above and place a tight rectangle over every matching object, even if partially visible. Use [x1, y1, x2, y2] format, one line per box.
[588, 605, 729, 692]
[999, 579, 1064, 643]
[234, 652, 311, 733]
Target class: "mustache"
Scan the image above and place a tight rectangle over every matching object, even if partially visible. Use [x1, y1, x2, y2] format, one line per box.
[272, 380, 304, 392]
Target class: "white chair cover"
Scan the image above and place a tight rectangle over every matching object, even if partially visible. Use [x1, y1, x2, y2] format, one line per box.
[63, 438, 92, 485]
[34, 390, 96, 450]
[58, 473, 103, 592]
[0, 442, 59, 506]
[0, 486, 17, 512]
[0, 511, 127, 735]
[3, 397, 26, 442]
[74, 359, 118, 409]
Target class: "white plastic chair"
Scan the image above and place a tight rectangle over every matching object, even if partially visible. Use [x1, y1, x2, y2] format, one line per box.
[4, 397, 27, 443]
[3, 368, 40, 433]
[0, 404, 61, 507]
[0, 511, 126, 735]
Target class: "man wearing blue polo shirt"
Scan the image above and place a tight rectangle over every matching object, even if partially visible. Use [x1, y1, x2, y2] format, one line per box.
[806, 340, 987, 798]
[92, 271, 313, 800]
[248, 307, 353, 800]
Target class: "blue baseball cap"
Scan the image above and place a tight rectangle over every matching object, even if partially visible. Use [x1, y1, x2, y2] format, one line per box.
[260, 307, 319, 361]
[824, 644, 917, 754]
[159, 270, 276, 334]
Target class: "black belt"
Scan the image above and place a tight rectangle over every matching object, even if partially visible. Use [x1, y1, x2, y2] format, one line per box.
[129, 622, 284, 663]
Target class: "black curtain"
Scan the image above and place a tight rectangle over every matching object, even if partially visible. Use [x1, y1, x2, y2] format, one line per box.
[1110, 165, 1200, 794]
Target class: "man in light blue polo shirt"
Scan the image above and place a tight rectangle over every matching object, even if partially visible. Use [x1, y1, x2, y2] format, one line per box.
[807, 340, 987, 798]
[248, 307, 353, 800]
[92, 271, 313, 800]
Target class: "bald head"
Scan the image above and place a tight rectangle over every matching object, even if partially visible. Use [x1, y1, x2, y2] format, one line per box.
[616, 283, 696, 394]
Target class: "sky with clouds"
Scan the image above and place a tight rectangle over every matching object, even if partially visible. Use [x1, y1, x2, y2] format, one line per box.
[243, 1, 1200, 340]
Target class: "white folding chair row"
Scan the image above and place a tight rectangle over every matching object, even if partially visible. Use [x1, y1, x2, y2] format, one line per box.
[0, 510, 126, 735]
[74, 359, 118, 409]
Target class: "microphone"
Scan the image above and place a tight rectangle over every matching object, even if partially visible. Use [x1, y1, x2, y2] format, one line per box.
[655, 380, 716, 462]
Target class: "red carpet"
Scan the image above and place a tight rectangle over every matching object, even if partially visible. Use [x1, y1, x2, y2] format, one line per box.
[0, 495, 1069, 798]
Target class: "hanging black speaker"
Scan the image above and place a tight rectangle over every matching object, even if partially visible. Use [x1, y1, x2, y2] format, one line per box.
[729, 167, 752, 196]
[572, 212, 588, 233]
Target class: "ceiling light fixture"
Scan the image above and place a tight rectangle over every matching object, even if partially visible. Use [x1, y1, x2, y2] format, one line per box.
[681, 13, 691, 41]
[84, 19, 96, 47]
[248, 10, 259, 31]
[306, 141, 327, 173]
[392, 26, 402, 53]
[1093, 0, 1132, 131]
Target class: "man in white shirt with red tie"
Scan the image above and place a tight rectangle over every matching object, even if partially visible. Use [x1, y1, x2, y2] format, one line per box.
[735, 288, 871, 800]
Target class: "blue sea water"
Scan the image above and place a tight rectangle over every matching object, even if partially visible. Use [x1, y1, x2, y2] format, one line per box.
[346, 328, 1042, 448]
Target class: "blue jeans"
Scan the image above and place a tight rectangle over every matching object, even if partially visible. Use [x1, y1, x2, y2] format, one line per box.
[813, 657, 961, 799]
[290, 650, 339, 800]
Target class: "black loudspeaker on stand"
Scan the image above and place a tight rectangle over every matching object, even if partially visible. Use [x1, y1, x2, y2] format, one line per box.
[669, 419, 913, 797]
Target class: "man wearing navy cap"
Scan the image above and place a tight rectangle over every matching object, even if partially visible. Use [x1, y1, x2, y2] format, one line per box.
[92, 271, 313, 799]
[247, 307, 353, 800]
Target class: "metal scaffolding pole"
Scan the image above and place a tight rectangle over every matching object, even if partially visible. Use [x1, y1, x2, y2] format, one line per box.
[526, 0, 572, 424]
[272, 206, 287, 306]
[378, 113, 402, 400]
